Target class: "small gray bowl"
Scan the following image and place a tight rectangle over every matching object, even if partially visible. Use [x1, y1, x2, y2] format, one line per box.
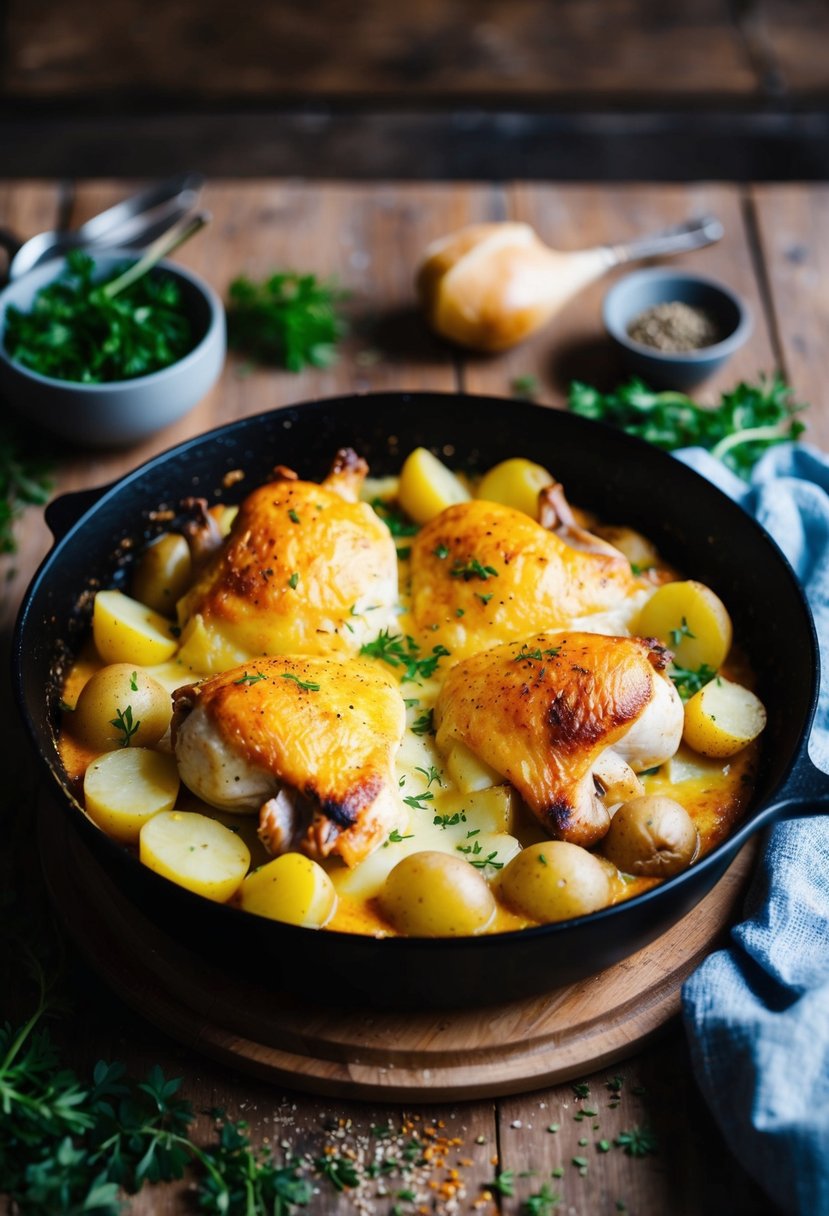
[603, 268, 752, 390]
[0, 252, 225, 448]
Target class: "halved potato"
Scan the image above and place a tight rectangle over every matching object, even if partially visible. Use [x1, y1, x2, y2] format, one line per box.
[84, 748, 179, 843]
[239, 853, 337, 927]
[475, 457, 553, 519]
[431, 783, 518, 834]
[397, 447, 470, 525]
[634, 580, 732, 669]
[683, 677, 767, 758]
[93, 589, 178, 666]
[131, 533, 192, 615]
[140, 810, 250, 902]
[444, 740, 503, 793]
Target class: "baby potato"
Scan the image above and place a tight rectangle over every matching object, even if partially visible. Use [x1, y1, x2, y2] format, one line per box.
[378, 850, 496, 936]
[397, 447, 470, 525]
[634, 580, 732, 670]
[601, 795, 699, 877]
[475, 457, 553, 520]
[93, 589, 179, 666]
[140, 810, 250, 902]
[131, 533, 192, 615]
[84, 748, 180, 843]
[239, 853, 337, 927]
[683, 677, 767, 758]
[71, 663, 171, 751]
[499, 841, 611, 923]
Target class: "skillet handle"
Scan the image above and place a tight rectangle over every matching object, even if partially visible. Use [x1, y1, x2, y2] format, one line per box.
[45, 483, 115, 543]
[753, 744, 829, 825]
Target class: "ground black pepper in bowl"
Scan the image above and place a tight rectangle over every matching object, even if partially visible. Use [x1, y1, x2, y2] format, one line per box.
[627, 300, 720, 353]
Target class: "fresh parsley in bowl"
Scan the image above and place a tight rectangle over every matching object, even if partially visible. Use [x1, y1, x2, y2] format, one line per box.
[0, 251, 225, 449]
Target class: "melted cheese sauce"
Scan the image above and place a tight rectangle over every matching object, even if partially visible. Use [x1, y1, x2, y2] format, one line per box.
[57, 482, 760, 937]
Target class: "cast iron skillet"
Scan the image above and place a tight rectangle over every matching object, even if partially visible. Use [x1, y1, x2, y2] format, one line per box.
[14, 392, 829, 1010]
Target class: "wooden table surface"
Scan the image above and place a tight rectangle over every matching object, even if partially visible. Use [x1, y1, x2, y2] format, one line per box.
[4, 178, 827, 1215]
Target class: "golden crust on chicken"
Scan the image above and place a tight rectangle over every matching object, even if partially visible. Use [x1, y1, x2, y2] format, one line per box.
[172, 656, 407, 867]
[434, 632, 683, 848]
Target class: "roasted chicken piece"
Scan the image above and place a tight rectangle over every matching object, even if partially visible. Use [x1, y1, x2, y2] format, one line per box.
[407, 500, 637, 661]
[176, 450, 398, 673]
[434, 632, 683, 848]
[173, 656, 407, 867]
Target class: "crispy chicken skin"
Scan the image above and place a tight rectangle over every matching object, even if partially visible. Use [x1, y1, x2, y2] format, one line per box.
[176, 449, 398, 672]
[407, 500, 636, 661]
[172, 656, 407, 867]
[434, 632, 683, 848]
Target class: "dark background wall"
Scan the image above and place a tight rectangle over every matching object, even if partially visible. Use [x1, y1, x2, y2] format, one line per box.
[3, 0, 829, 178]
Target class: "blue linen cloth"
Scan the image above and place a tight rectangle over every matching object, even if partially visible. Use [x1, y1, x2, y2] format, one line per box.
[677, 443, 829, 1216]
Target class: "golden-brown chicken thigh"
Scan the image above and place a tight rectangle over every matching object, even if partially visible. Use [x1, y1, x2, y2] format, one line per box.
[173, 656, 407, 867]
[434, 632, 683, 847]
[176, 450, 398, 673]
[407, 500, 636, 661]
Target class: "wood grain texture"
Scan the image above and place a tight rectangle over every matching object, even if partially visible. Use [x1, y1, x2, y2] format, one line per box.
[753, 0, 829, 93]
[751, 184, 829, 449]
[6, 0, 756, 99]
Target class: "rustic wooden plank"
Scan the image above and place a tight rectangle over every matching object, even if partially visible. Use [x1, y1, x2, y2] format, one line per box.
[0, 181, 65, 637]
[461, 183, 777, 412]
[752, 1, 829, 94]
[750, 184, 829, 450]
[496, 1031, 774, 1214]
[6, 0, 757, 99]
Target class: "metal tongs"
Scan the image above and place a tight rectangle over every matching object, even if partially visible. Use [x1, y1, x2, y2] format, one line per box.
[0, 172, 205, 282]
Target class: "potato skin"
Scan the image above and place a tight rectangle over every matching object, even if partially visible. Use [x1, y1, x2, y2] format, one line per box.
[131, 532, 192, 615]
[499, 841, 611, 923]
[601, 796, 698, 878]
[378, 850, 496, 936]
[71, 663, 172, 751]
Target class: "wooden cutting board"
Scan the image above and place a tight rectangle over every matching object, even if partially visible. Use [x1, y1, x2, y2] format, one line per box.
[40, 795, 757, 1101]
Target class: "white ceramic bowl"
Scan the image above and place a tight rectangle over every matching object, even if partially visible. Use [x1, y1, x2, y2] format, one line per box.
[0, 252, 225, 448]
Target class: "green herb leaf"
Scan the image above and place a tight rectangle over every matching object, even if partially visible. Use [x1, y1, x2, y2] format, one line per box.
[227, 271, 346, 372]
[371, 497, 420, 537]
[110, 704, 140, 747]
[233, 670, 268, 685]
[280, 673, 321, 691]
[615, 1126, 658, 1158]
[450, 557, 499, 581]
[568, 374, 806, 479]
[359, 630, 449, 684]
[669, 663, 718, 700]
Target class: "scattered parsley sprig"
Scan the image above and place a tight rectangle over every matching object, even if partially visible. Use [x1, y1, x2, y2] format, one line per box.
[568, 375, 806, 479]
[226, 272, 346, 372]
[359, 630, 450, 683]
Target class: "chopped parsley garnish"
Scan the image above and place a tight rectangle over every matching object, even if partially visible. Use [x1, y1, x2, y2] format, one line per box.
[669, 663, 718, 700]
[456, 840, 503, 869]
[476, 592, 493, 605]
[434, 811, 466, 829]
[387, 828, 414, 844]
[411, 709, 435, 736]
[414, 765, 442, 788]
[450, 557, 499, 581]
[359, 630, 450, 683]
[287, 571, 299, 589]
[668, 616, 696, 646]
[370, 497, 420, 537]
[487, 1169, 515, 1197]
[402, 792, 434, 810]
[433, 543, 450, 560]
[511, 374, 540, 400]
[514, 644, 561, 663]
[288, 507, 300, 524]
[110, 705, 139, 747]
[403, 697, 420, 708]
[455, 607, 465, 617]
[396, 546, 411, 561]
[280, 673, 321, 691]
[572, 1081, 590, 1099]
[615, 1126, 658, 1158]
[227, 271, 346, 372]
[129, 671, 138, 691]
[233, 670, 268, 685]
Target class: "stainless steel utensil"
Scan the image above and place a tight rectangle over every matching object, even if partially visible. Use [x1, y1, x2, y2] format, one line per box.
[0, 172, 204, 281]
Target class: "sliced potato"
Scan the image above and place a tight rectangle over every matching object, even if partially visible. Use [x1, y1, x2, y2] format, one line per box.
[454, 830, 521, 875]
[444, 740, 503, 793]
[397, 447, 470, 525]
[431, 783, 518, 834]
[683, 677, 767, 758]
[378, 850, 496, 936]
[131, 533, 192, 615]
[84, 748, 179, 843]
[475, 457, 553, 519]
[634, 580, 732, 669]
[140, 810, 250, 902]
[71, 663, 171, 751]
[93, 589, 179, 666]
[499, 841, 611, 923]
[239, 853, 337, 927]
